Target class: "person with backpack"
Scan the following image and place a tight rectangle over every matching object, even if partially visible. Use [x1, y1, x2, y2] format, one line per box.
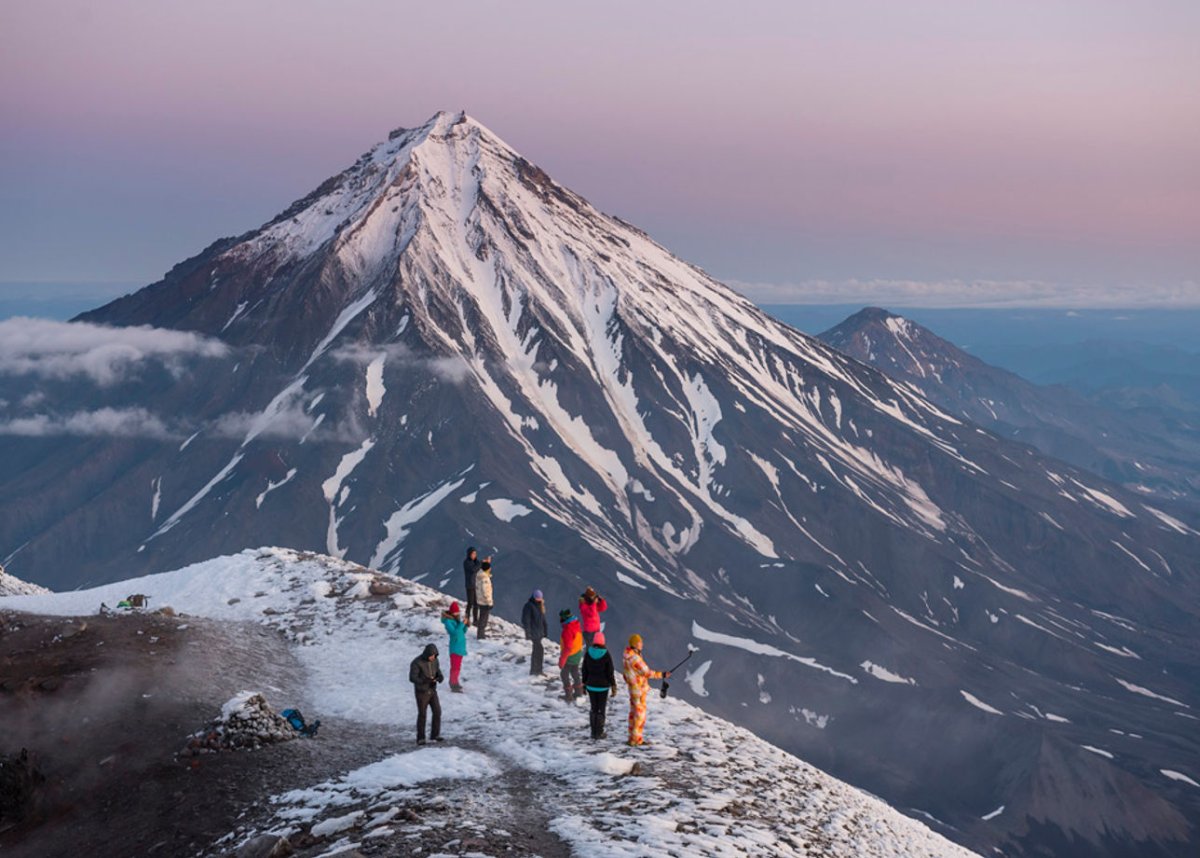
[581, 631, 617, 740]
[408, 643, 445, 744]
[520, 590, 549, 675]
[558, 608, 584, 702]
[463, 547, 485, 625]
[578, 586, 608, 648]
[474, 561, 495, 639]
[622, 633, 669, 747]
[440, 601, 469, 692]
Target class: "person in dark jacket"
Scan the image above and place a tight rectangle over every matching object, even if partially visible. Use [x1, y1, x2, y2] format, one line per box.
[409, 643, 445, 744]
[520, 590, 549, 675]
[463, 547, 484, 626]
[581, 631, 617, 740]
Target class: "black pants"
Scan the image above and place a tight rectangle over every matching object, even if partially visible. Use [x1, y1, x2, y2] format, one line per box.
[476, 606, 491, 639]
[588, 689, 609, 738]
[561, 662, 581, 698]
[530, 638, 545, 674]
[415, 689, 441, 741]
[466, 587, 478, 626]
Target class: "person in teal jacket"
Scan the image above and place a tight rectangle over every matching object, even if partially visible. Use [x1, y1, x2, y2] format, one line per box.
[441, 601, 469, 692]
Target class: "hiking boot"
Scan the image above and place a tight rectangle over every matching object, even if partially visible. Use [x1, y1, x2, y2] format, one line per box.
[417, 738, 427, 745]
[434, 736, 446, 742]
[450, 684, 464, 693]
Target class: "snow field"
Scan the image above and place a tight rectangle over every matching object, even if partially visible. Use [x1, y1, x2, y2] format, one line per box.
[3, 548, 978, 857]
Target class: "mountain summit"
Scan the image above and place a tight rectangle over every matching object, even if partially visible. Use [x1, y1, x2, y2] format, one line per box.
[4, 113, 1199, 856]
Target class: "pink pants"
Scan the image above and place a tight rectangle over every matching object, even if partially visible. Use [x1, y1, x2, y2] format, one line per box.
[450, 653, 463, 686]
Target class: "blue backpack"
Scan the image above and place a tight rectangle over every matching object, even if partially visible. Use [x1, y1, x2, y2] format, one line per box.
[281, 708, 320, 737]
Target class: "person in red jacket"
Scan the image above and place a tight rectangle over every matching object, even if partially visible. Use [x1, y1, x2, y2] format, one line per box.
[578, 586, 608, 649]
[558, 608, 584, 702]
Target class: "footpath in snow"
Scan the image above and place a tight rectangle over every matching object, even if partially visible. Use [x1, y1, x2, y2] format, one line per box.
[3, 548, 978, 858]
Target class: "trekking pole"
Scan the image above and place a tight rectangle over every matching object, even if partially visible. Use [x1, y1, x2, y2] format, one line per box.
[660, 645, 699, 699]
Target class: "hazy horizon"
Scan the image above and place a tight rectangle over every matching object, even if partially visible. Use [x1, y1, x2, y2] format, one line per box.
[3, 1, 1198, 307]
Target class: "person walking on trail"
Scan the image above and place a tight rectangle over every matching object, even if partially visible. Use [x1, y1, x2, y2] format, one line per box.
[578, 587, 608, 649]
[409, 643, 445, 744]
[463, 547, 486, 626]
[623, 634, 669, 747]
[558, 609, 584, 702]
[474, 561, 494, 639]
[582, 631, 617, 740]
[440, 602, 469, 692]
[520, 590, 549, 675]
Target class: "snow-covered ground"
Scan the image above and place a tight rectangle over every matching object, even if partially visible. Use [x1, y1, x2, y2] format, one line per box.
[2, 548, 978, 857]
[0, 563, 49, 596]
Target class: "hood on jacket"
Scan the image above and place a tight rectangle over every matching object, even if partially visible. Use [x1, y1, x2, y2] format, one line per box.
[421, 643, 439, 659]
[586, 645, 608, 659]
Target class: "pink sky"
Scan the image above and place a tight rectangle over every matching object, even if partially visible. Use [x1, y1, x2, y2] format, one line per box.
[2, 1, 1197, 304]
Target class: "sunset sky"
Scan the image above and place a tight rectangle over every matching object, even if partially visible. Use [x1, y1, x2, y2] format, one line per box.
[2, 1, 1197, 305]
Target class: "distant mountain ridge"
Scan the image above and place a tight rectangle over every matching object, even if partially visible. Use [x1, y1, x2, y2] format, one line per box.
[1, 112, 1197, 856]
[819, 307, 1200, 504]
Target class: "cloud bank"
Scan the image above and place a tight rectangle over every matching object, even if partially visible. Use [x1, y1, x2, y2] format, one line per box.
[0, 407, 175, 439]
[730, 279, 1200, 309]
[0, 317, 229, 385]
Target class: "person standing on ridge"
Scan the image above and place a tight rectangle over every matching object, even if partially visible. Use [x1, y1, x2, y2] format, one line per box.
[578, 586, 608, 649]
[475, 561, 495, 639]
[409, 643, 445, 744]
[558, 608, 584, 702]
[521, 589, 549, 675]
[441, 601, 469, 692]
[623, 633, 669, 747]
[463, 547, 485, 626]
[582, 630, 617, 740]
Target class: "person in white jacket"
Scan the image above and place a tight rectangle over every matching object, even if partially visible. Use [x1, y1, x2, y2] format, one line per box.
[474, 561, 494, 639]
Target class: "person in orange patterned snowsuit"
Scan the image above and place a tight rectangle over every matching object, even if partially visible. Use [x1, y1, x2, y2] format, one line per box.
[622, 633, 669, 746]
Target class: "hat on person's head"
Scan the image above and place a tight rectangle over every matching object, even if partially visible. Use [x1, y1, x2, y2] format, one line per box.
[467, 546, 477, 555]
[559, 608, 572, 622]
[584, 586, 596, 598]
[448, 601, 460, 615]
[593, 631, 606, 647]
[481, 561, 492, 572]
[628, 633, 642, 649]
[532, 589, 543, 600]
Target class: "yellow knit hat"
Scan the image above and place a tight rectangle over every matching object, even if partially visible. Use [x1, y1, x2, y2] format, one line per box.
[628, 633, 642, 648]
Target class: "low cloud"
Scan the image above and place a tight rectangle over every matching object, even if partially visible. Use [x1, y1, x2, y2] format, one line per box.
[729, 278, 1200, 309]
[0, 407, 176, 439]
[331, 343, 469, 383]
[0, 317, 229, 385]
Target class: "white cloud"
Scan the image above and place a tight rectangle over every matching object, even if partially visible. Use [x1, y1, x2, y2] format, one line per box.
[0, 317, 229, 385]
[331, 343, 468, 383]
[0, 407, 175, 439]
[728, 278, 1200, 309]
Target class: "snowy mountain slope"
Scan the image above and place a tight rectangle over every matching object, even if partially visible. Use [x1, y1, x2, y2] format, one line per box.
[818, 307, 1200, 504]
[0, 563, 50, 596]
[1, 547, 980, 858]
[1, 112, 1199, 855]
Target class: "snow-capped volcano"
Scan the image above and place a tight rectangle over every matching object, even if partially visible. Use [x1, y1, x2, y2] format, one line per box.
[2, 112, 1199, 856]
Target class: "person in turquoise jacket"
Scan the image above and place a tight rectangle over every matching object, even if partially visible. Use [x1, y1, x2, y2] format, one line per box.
[441, 601, 469, 692]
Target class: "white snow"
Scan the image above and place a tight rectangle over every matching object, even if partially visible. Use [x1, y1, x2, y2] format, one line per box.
[980, 805, 1004, 821]
[860, 661, 916, 686]
[1, 545, 975, 858]
[364, 354, 386, 417]
[0, 566, 50, 597]
[150, 476, 162, 521]
[1115, 678, 1189, 708]
[615, 571, 647, 590]
[322, 440, 375, 559]
[370, 472, 470, 572]
[960, 691, 1004, 716]
[685, 660, 713, 697]
[1161, 769, 1199, 787]
[256, 468, 298, 509]
[692, 621, 857, 683]
[1044, 712, 1071, 723]
[1081, 745, 1114, 760]
[148, 454, 244, 540]
[487, 498, 533, 522]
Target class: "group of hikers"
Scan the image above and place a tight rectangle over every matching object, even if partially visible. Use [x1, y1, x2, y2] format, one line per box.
[407, 546, 671, 747]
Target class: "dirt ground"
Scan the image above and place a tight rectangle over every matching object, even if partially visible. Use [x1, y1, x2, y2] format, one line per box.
[0, 610, 386, 858]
